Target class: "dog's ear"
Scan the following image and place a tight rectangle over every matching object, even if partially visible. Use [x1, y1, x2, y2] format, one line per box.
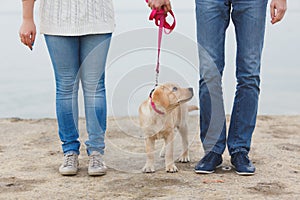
[152, 88, 170, 109]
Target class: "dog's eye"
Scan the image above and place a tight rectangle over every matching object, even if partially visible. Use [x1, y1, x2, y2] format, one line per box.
[172, 87, 178, 92]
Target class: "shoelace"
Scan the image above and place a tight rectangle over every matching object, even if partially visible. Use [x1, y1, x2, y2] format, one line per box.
[90, 155, 104, 168]
[64, 154, 77, 167]
[233, 152, 250, 165]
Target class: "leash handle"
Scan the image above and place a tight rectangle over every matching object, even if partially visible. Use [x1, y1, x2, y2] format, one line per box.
[146, 0, 176, 33]
[148, 9, 176, 33]
[145, 0, 176, 86]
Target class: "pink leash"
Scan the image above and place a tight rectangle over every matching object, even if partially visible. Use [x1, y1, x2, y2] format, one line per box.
[146, 1, 176, 115]
[146, 0, 176, 86]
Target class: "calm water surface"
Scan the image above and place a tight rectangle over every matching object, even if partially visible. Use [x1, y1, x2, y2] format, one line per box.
[0, 1, 299, 118]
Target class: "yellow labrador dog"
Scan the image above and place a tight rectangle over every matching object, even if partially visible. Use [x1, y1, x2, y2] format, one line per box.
[139, 83, 198, 173]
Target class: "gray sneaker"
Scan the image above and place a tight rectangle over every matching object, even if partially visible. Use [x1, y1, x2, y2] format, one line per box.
[88, 151, 107, 176]
[59, 152, 79, 176]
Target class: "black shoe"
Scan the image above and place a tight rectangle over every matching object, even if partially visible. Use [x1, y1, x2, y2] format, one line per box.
[194, 152, 222, 174]
[231, 151, 255, 175]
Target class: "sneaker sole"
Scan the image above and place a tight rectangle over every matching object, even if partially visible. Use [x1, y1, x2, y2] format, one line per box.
[231, 165, 255, 176]
[235, 171, 255, 176]
[59, 166, 78, 176]
[59, 170, 78, 176]
[194, 169, 214, 174]
[88, 171, 106, 176]
[194, 164, 222, 174]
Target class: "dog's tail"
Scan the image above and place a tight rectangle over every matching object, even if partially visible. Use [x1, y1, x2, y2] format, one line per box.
[188, 105, 199, 112]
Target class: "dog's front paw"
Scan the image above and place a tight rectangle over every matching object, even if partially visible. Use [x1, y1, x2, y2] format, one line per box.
[178, 155, 190, 163]
[166, 164, 178, 173]
[142, 164, 155, 173]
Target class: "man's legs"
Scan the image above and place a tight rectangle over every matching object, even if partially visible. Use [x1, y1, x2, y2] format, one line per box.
[228, 0, 268, 174]
[195, 0, 231, 173]
[228, 0, 268, 155]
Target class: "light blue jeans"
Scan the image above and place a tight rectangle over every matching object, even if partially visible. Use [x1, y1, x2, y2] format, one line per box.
[44, 34, 112, 156]
[196, 0, 268, 155]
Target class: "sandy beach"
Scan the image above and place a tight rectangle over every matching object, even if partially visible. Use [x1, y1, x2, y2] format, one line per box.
[0, 115, 299, 199]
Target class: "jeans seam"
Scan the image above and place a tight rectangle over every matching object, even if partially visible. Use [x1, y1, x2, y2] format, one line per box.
[233, 98, 240, 154]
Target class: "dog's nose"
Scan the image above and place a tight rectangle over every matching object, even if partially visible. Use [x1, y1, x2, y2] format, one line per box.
[188, 87, 194, 95]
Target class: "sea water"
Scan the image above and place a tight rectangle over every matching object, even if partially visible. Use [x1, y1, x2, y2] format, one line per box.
[0, 0, 299, 118]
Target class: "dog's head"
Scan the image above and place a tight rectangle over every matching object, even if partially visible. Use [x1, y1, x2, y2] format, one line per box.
[150, 83, 194, 112]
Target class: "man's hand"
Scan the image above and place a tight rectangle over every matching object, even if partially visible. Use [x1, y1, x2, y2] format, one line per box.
[270, 0, 287, 24]
[148, 0, 172, 12]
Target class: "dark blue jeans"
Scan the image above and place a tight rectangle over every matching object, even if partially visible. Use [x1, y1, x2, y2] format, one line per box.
[44, 34, 111, 155]
[195, 0, 268, 155]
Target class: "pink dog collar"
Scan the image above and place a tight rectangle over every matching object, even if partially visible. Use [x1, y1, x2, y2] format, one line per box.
[150, 96, 165, 115]
[149, 89, 165, 115]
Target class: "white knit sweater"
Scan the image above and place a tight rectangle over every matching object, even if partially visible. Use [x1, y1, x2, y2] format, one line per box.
[39, 0, 115, 36]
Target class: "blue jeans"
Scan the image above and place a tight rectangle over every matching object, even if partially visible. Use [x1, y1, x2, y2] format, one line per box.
[195, 0, 267, 155]
[44, 34, 112, 156]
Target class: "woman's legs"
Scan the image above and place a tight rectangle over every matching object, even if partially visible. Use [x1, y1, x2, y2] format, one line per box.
[44, 35, 81, 155]
[45, 33, 111, 176]
[45, 33, 111, 156]
[79, 33, 112, 156]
